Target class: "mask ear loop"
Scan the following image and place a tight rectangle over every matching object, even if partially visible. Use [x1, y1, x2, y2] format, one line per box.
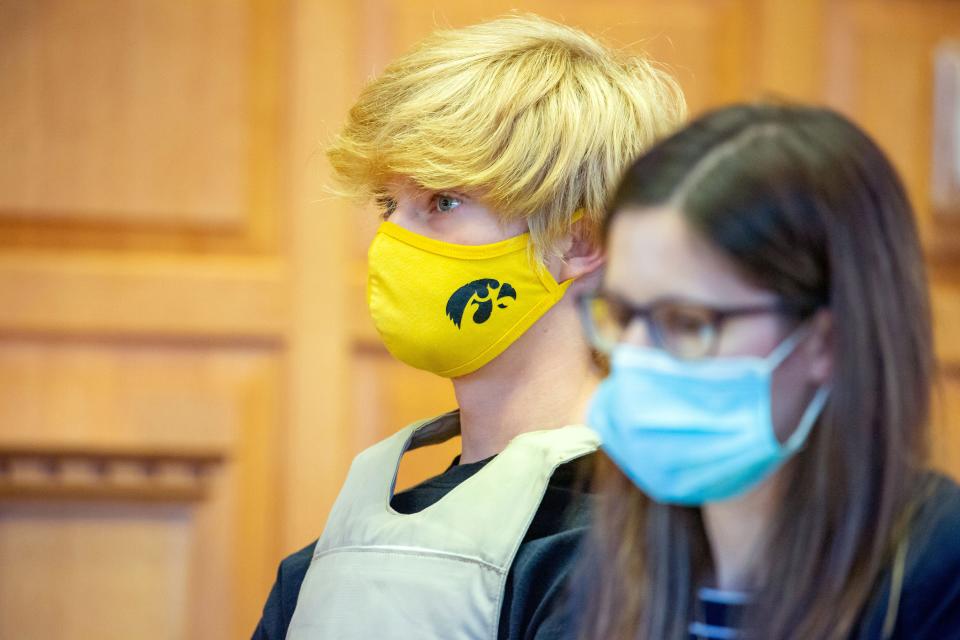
[767, 321, 832, 454]
[782, 385, 830, 453]
[765, 322, 813, 370]
[532, 208, 587, 292]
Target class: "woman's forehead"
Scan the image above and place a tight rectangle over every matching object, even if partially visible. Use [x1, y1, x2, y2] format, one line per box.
[605, 207, 775, 305]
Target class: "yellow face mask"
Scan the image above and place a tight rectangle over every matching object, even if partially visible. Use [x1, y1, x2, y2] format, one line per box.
[367, 221, 575, 378]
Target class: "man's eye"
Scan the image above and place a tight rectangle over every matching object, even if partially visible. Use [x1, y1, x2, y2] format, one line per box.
[433, 194, 462, 213]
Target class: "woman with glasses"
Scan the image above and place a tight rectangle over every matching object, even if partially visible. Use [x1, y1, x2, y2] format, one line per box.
[572, 104, 960, 639]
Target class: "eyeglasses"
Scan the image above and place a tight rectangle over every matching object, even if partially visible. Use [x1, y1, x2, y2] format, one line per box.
[577, 291, 795, 360]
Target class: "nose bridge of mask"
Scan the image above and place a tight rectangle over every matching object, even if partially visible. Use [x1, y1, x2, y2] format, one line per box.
[373, 220, 532, 261]
[366, 222, 574, 378]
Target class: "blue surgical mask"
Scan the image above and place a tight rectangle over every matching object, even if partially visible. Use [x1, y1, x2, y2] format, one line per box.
[587, 328, 830, 505]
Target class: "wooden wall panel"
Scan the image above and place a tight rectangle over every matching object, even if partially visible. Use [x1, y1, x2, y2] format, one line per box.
[931, 278, 960, 365]
[0, 1, 246, 223]
[0, 503, 192, 640]
[0, 254, 285, 339]
[818, 1, 960, 483]
[0, 342, 281, 638]
[0, 0, 290, 636]
[754, 0, 827, 100]
[351, 349, 459, 491]
[0, 340, 271, 448]
[0, 0, 304, 640]
[824, 0, 960, 252]
[277, 0, 356, 553]
[931, 274, 960, 481]
[372, 0, 754, 113]
[4, 1, 960, 638]
[932, 372, 960, 480]
[0, 0, 282, 253]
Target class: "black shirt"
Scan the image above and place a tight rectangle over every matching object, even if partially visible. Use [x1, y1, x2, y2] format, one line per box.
[686, 473, 960, 639]
[251, 453, 595, 640]
[852, 473, 960, 638]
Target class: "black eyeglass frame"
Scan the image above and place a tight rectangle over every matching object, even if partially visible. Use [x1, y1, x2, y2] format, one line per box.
[576, 290, 807, 359]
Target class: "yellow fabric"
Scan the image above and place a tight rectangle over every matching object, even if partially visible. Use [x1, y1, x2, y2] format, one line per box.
[367, 222, 574, 377]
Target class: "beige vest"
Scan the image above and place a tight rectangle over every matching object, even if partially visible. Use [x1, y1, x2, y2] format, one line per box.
[286, 411, 599, 640]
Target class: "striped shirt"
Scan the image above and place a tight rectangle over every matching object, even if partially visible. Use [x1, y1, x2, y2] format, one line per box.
[688, 587, 752, 640]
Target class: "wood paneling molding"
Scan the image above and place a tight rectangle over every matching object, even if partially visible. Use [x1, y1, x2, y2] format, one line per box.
[0, 254, 287, 339]
[0, 443, 226, 502]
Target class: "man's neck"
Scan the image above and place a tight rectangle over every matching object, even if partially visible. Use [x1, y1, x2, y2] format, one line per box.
[451, 302, 600, 463]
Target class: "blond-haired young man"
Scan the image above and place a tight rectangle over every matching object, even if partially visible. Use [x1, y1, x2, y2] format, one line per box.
[253, 14, 684, 640]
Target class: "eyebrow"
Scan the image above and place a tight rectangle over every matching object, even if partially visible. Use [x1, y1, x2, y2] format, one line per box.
[429, 188, 470, 198]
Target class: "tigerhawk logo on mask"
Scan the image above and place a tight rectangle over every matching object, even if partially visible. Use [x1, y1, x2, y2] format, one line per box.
[445, 279, 518, 329]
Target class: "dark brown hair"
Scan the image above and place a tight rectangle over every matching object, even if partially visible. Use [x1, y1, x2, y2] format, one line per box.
[575, 104, 933, 639]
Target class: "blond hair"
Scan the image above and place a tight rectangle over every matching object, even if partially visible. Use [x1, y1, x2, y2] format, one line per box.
[327, 13, 686, 260]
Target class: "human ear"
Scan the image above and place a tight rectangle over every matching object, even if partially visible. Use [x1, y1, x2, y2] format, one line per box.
[557, 219, 605, 282]
[805, 309, 834, 385]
